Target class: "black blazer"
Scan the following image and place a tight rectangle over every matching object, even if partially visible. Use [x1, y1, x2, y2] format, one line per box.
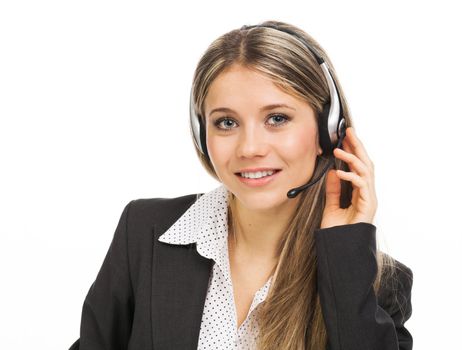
[70, 193, 413, 350]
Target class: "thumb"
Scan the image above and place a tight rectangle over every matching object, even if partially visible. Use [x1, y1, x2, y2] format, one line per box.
[324, 169, 341, 209]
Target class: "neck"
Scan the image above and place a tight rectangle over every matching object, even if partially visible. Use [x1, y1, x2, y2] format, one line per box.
[228, 196, 299, 263]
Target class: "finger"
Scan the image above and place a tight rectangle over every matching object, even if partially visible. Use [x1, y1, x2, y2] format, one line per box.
[341, 134, 354, 154]
[324, 169, 341, 210]
[343, 127, 374, 169]
[334, 147, 369, 177]
[335, 169, 373, 207]
[336, 169, 368, 190]
[337, 169, 378, 220]
[336, 169, 369, 207]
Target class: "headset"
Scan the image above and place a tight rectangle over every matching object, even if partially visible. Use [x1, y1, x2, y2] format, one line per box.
[189, 23, 347, 198]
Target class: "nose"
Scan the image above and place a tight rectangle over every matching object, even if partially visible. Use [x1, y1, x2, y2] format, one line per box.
[235, 122, 269, 158]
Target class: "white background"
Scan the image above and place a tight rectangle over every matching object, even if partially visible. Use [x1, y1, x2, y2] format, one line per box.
[0, 0, 459, 348]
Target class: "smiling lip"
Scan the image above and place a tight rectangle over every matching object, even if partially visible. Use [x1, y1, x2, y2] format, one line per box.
[235, 167, 281, 173]
[235, 169, 282, 187]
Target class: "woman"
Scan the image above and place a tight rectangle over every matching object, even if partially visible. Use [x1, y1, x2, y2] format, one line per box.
[70, 21, 413, 350]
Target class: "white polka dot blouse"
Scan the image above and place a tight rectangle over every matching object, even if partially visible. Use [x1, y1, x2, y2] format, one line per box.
[158, 184, 272, 349]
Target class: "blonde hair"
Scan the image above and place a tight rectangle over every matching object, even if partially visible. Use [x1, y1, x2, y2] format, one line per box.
[190, 20, 399, 349]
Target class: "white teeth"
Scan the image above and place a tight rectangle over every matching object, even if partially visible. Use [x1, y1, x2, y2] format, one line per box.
[240, 170, 276, 179]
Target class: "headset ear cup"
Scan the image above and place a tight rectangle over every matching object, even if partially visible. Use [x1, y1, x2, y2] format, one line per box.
[199, 117, 211, 162]
[318, 102, 334, 156]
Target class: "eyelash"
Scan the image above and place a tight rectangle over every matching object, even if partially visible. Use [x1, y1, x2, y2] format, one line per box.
[213, 114, 291, 132]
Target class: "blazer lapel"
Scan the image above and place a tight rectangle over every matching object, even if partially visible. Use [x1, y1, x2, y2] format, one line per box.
[149, 185, 229, 349]
[152, 224, 214, 349]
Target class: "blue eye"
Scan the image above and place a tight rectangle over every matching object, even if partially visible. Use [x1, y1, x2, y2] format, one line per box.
[214, 114, 290, 132]
[267, 114, 289, 126]
[215, 118, 237, 130]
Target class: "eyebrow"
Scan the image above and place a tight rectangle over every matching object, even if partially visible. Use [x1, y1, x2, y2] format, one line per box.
[208, 103, 296, 117]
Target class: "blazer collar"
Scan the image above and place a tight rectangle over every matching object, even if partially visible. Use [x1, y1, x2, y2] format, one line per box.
[151, 184, 231, 349]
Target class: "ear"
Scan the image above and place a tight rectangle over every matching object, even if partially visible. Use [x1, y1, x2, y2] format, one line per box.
[316, 130, 323, 156]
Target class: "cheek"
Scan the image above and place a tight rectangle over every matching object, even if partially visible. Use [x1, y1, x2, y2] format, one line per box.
[277, 127, 319, 162]
[206, 136, 233, 169]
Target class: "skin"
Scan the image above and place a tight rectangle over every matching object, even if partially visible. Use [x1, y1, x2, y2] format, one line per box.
[202, 63, 378, 329]
[204, 63, 321, 263]
[203, 63, 377, 263]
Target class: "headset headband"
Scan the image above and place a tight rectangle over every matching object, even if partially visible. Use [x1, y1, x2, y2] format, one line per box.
[189, 23, 346, 161]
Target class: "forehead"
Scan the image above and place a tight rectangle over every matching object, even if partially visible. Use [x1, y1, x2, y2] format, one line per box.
[204, 65, 302, 116]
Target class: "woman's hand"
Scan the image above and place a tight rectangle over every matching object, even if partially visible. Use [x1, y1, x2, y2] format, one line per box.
[320, 127, 378, 229]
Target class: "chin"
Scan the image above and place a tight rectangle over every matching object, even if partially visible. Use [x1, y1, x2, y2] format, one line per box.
[232, 187, 291, 211]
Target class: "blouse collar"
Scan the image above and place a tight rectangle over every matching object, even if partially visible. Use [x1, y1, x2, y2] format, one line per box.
[158, 184, 230, 267]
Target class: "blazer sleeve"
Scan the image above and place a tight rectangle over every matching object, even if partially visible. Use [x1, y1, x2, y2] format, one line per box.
[69, 201, 135, 350]
[314, 222, 413, 350]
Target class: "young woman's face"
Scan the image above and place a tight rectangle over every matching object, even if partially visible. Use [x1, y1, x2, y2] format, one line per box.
[204, 64, 323, 212]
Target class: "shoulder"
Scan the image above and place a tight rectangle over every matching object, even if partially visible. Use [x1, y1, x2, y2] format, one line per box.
[377, 252, 413, 324]
[124, 192, 200, 227]
[109, 192, 203, 271]
[119, 192, 202, 239]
